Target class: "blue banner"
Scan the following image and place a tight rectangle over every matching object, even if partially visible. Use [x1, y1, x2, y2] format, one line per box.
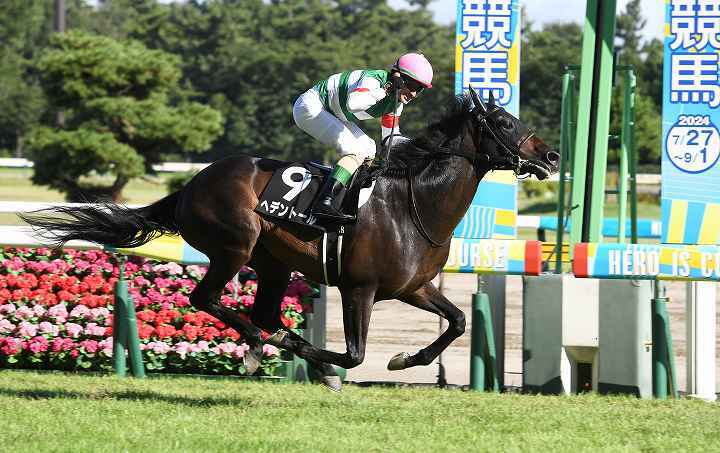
[661, 0, 720, 244]
[453, 0, 520, 239]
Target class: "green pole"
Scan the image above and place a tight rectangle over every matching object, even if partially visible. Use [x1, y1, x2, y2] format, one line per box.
[124, 290, 145, 378]
[112, 267, 128, 377]
[114, 256, 145, 378]
[617, 72, 629, 244]
[572, 0, 618, 244]
[470, 276, 499, 392]
[652, 281, 678, 399]
[556, 71, 572, 273]
[586, 0, 617, 242]
[624, 69, 639, 244]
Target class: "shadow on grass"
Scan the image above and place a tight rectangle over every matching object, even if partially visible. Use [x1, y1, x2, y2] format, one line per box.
[0, 387, 255, 407]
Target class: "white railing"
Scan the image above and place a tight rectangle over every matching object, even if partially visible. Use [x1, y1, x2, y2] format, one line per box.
[0, 157, 209, 173]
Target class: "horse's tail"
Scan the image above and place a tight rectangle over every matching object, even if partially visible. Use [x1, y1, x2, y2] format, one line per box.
[19, 191, 182, 249]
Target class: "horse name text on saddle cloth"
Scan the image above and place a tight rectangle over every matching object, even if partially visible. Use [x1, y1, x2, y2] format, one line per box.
[255, 162, 376, 228]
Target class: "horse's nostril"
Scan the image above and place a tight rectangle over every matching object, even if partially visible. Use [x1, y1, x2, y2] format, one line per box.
[546, 151, 560, 164]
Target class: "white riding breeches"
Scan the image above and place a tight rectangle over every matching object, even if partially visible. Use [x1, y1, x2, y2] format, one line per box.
[293, 88, 377, 161]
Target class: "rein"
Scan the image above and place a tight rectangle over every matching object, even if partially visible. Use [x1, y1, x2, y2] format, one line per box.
[382, 96, 538, 248]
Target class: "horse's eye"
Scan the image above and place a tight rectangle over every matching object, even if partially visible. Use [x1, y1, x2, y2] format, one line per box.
[500, 117, 514, 131]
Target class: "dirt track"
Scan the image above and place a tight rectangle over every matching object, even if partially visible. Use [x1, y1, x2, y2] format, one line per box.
[324, 274, 720, 392]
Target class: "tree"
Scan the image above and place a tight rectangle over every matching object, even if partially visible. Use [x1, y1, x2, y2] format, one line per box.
[127, 0, 455, 163]
[28, 31, 223, 201]
[520, 22, 583, 148]
[0, 0, 50, 155]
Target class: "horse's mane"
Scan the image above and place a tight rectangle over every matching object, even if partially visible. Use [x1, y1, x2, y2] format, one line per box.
[382, 94, 473, 177]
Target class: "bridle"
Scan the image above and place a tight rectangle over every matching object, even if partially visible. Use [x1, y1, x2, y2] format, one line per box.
[468, 89, 539, 178]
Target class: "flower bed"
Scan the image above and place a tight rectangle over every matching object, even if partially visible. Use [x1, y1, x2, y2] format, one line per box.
[0, 247, 317, 376]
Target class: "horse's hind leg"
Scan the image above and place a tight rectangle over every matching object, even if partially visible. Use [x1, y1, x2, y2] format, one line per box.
[388, 281, 466, 371]
[189, 251, 266, 374]
[248, 245, 341, 391]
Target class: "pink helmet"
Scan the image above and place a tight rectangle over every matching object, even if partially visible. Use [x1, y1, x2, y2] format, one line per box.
[393, 53, 433, 88]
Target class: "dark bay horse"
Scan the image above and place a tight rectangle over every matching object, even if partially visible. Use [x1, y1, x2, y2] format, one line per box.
[21, 88, 559, 391]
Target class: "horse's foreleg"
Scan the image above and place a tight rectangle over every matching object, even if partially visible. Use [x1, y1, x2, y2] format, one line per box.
[389, 281, 466, 370]
[189, 255, 266, 374]
[266, 285, 375, 372]
[248, 246, 341, 390]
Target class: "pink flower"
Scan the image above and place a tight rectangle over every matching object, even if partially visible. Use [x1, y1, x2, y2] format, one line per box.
[217, 342, 237, 355]
[233, 343, 251, 359]
[64, 322, 83, 338]
[18, 321, 38, 337]
[38, 321, 59, 336]
[185, 265, 206, 278]
[48, 304, 69, 322]
[69, 305, 90, 319]
[191, 341, 210, 353]
[84, 322, 106, 337]
[263, 344, 279, 356]
[281, 296, 302, 313]
[0, 303, 16, 315]
[80, 339, 99, 353]
[32, 305, 47, 317]
[240, 295, 254, 307]
[51, 337, 65, 353]
[0, 337, 21, 355]
[98, 338, 113, 356]
[28, 336, 49, 353]
[0, 319, 16, 334]
[90, 307, 110, 322]
[148, 341, 171, 354]
[14, 306, 34, 320]
[133, 276, 150, 287]
[174, 341, 192, 359]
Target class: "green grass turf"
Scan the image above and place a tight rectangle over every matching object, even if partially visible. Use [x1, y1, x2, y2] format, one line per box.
[0, 370, 717, 453]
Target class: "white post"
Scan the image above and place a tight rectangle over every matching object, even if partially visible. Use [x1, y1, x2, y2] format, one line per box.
[686, 281, 717, 401]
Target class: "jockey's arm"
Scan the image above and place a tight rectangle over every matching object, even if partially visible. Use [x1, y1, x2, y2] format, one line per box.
[347, 85, 387, 112]
[347, 78, 404, 141]
[381, 105, 403, 141]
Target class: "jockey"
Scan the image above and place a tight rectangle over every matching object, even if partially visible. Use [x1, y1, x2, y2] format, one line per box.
[293, 52, 433, 223]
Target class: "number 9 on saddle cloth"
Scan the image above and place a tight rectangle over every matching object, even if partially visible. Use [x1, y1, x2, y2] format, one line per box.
[254, 134, 409, 232]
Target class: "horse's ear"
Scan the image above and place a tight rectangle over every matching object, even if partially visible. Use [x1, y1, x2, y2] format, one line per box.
[488, 90, 496, 106]
[469, 86, 487, 115]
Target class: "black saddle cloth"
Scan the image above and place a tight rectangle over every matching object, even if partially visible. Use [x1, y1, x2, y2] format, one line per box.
[254, 161, 375, 232]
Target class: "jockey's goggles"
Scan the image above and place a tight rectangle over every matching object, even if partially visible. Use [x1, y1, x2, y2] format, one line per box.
[399, 74, 425, 94]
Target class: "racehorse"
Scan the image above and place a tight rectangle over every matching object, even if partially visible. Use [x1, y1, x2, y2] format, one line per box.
[21, 88, 559, 391]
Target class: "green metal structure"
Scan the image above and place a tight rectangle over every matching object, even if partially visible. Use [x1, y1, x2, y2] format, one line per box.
[112, 257, 145, 378]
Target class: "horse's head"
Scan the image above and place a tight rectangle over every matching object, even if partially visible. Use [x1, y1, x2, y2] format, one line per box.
[467, 87, 559, 180]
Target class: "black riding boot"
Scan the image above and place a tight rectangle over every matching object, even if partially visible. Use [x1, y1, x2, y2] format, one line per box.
[312, 178, 355, 223]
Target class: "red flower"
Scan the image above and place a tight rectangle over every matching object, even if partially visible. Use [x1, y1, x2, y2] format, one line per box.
[57, 290, 75, 302]
[221, 328, 240, 341]
[136, 310, 156, 323]
[281, 316, 296, 329]
[181, 324, 200, 341]
[155, 324, 177, 339]
[137, 323, 155, 340]
[201, 326, 220, 341]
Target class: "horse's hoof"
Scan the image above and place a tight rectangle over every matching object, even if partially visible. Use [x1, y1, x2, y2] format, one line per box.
[243, 345, 263, 375]
[320, 375, 342, 393]
[265, 329, 289, 347]
[387, 352, 411, 371]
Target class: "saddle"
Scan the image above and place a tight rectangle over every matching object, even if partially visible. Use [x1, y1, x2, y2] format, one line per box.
[254, 160, 376, 233]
